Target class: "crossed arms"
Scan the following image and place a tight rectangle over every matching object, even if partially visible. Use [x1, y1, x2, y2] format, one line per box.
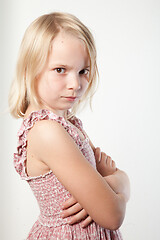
[61, 143, 130, 229]
[28, 120, 130, 230]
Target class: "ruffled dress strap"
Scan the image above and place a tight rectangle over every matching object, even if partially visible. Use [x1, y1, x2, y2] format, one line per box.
[14, 109, 88, 181]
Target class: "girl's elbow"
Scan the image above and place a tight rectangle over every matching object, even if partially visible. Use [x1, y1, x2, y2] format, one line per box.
[108, 215, 124, 230]
[102, 206, 125, 230]
[109, 195, 126, 230]
[100, 214, 124, 230]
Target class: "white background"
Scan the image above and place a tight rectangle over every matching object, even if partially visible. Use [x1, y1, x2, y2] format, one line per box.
[0, 0, 160, 239]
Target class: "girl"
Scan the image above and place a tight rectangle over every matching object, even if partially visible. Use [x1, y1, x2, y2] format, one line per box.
[9, 12, 130, 239]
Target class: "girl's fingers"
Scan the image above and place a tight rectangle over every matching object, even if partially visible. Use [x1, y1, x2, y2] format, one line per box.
[94, 147, 101, 164]
[61, 202, 82, 218]
[95, 148, 117, 176]
[61, 196, 77, 209]
[106, 156, 112, 166]
[81, 215, 93, 228]
[112, 160, 116, 168]
[100, 152, 107, 164]
[67, 209, 88, 225]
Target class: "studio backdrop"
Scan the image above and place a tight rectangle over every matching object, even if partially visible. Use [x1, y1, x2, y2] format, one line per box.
[0, 0, 160, 239]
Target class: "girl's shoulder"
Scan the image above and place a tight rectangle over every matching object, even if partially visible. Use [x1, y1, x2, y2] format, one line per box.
[14, 109, 85, 180]
[21, 109, 83, 134]
[22, 109, 68, 130]
[18, 109, 85, 151]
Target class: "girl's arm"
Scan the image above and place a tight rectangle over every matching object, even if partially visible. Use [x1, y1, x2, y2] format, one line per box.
[62, 147, 130, 227]
[88, 139, 130, 201]
[104, 169, 130, 202]
[28, 120, 126, 230]
[95, 147, 130, 202]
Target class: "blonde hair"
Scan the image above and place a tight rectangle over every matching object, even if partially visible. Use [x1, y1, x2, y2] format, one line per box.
[8, 12, 98, 118]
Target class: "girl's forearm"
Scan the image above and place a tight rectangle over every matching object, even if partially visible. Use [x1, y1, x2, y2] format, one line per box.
[62, 169, 129, 229]
[104, 169, 130, 202]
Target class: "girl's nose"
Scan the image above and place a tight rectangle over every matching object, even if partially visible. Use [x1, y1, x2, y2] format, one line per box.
[67, 74, 81, 90]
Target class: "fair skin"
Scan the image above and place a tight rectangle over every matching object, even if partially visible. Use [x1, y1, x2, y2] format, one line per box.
[35, 31, 90, 117]
[25, 30, 130, 230]
[61, 146, 130, 228]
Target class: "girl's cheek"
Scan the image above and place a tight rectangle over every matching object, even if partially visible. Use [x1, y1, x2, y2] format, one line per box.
[82, 81, 89, 92]
[47, 75, 65, 88]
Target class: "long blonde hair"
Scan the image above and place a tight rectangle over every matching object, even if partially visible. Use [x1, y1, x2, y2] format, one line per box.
[8, 12, 98, 118]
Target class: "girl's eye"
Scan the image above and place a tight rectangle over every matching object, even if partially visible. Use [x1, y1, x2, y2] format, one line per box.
[54, 68, 65, 74]
[79, 69, 89, 76]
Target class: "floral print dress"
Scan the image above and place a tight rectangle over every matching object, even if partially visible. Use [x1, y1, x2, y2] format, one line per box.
[14, 109, 122, 240]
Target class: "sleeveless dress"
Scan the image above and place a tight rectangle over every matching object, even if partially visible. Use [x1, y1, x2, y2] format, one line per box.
[14, 109, 123, 240]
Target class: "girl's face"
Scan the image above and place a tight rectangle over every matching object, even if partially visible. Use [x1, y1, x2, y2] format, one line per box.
[36, 31, 90, 117]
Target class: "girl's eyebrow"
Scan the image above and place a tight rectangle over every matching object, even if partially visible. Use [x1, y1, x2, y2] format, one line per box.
[50, 63, 68, 68]
[50, 63, 90, 69]
[49, 64, 72, 70]
[84, 65, 90, 69]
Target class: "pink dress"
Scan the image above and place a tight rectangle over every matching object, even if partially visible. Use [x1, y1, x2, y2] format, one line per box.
[14, 109, 122, 240]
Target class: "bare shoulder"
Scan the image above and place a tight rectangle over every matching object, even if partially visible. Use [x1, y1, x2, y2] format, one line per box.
[28, 119, 64, 138]
[27, 119, 71, 158]
[26, 119, 66, 176]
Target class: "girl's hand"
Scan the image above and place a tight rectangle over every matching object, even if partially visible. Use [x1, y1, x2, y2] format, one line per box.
[61, 196, 92, 228]
[94, 147, 117, 177]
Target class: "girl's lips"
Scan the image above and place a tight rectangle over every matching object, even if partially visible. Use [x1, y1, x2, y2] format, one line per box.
[63, 96, 77, 102]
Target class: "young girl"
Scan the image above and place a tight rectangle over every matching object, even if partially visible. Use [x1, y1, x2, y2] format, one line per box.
[9, 12, 130, 239]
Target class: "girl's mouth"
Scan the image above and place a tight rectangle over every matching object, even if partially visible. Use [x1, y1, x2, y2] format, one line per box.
[63, 96, 77, 102]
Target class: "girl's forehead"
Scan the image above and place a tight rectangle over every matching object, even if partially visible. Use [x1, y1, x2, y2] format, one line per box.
[48, 32, 89, 67]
